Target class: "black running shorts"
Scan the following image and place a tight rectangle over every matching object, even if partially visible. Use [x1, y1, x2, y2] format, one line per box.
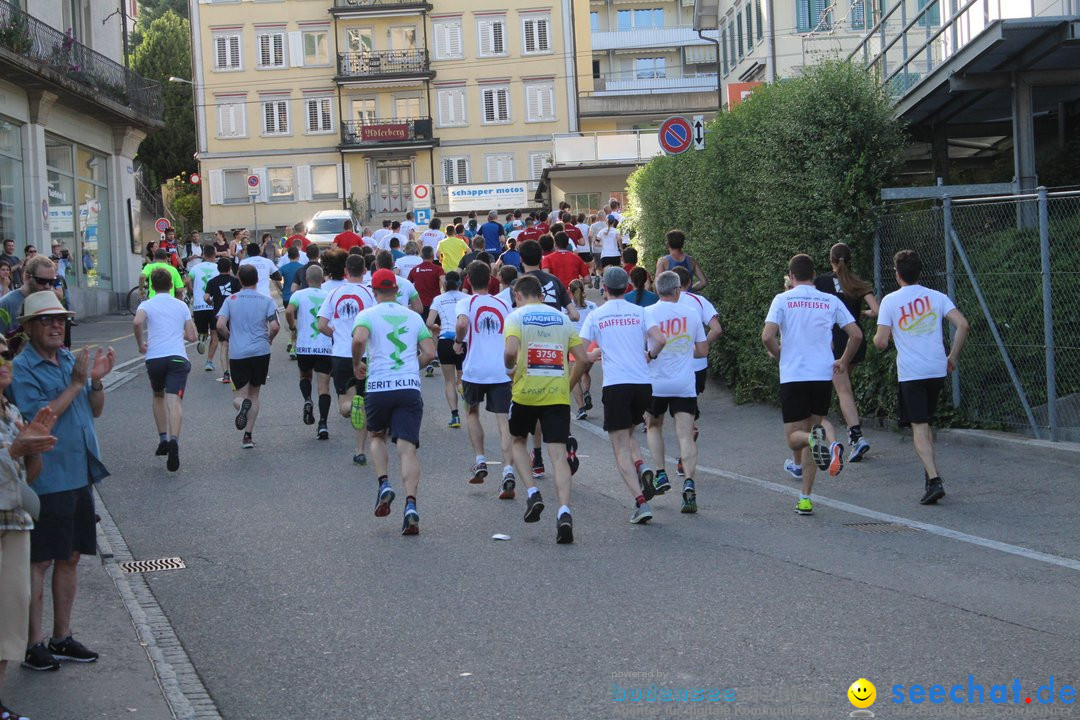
[193, 309, 215, 335]
[508, 402, 570, 444]
[296, 354, 332, 375]
[648, 396, 697, 419]
[365, 389, 423, 448]
[229, 354, 270, 391]
[600, 256, 621, 268]
[602, 383, 651, 432]
[462, 380, 512, 414]
[898, 376, 945, 425]
[436, 338, 464, 370]
[145, 356, 191, 395]
[779, 381, 832, 424]
[331, 356, 362, 396]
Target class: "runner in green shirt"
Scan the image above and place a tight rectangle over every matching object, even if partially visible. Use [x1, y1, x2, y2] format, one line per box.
[140, 248, 185, 299]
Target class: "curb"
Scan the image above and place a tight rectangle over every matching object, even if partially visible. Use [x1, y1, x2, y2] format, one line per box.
[937, 428, 1080, 463]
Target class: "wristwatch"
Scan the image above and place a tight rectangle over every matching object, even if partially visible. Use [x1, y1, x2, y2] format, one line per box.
[91, 381, 104, 391]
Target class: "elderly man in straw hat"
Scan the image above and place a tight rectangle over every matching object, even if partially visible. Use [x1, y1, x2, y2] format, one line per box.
[10, 291, 114, 672]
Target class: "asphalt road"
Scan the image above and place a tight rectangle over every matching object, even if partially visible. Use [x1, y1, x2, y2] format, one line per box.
[86, 314, 1079, 720]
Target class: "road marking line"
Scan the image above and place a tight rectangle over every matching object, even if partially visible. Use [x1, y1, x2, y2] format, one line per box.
[572, 418, 1080, 573]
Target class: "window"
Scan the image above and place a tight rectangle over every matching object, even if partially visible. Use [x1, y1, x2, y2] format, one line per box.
[917, 0, 940, 27]
[0, 120, 25, 249]
[352, 98, 376, 124]
[524, 81, 555, 122]
[394, 96, 421, 119]
[256, 31, 285, 68]
[442, 156, 469, 185]
[436, 86, 467, 127]
[217, 100, 246, 138]
[564, 193, 600, 215]
[617, 8, 664, 30]
[746, 8, 753, 53]
[756, 0, 764, 40]
[347, 28, 373, 54]
[481, 86, 511, 124]
[213, 33, 241, 70]
[634, 58, 666, 80]
[433, 18, 463, 60]
[311, 165, 338, 200]
[796, 0, 832, 32]
[261, 98, 289, 135]
[590, 12, 598, 31]
[522, 14, 551, 54]
[850, 0, 866, 29]
[736, 10, 744, 59]
[390, 26, 417, 50]
[304, 97, 333, 133]
[528, 152, 549, 188]
[477, 16, 506, 57]
[485, 154, 514, 182]
[721, 26, 729, 75]
[728, 17, 736, 66]
[267, 167, 294, 203]
[303, 30, 329, 65]
[223, 169, 249, 204]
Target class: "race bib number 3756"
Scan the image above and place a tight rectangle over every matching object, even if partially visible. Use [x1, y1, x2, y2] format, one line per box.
[526, 343, 565, 376]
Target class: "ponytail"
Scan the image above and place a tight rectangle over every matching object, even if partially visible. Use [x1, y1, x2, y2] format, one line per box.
[830, 243, 872, 298]
[569, 279, 586, 308]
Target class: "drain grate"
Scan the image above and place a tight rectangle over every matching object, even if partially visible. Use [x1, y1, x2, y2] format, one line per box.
[118, 557, 186, 574]
[843, 522, 919, 534]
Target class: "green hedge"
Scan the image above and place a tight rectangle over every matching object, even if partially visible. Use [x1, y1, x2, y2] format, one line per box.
[626, 60, 906, 409]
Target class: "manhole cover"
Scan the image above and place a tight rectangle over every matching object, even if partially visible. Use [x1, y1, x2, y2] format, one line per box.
[843, 522, 918, 534]
[118, 557, 186, 574]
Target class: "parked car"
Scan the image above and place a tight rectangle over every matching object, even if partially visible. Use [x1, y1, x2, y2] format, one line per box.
[306, 209, 360, 247]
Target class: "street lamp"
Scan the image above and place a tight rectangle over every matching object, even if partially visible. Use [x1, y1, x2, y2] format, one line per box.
[168, 76, 193, 84]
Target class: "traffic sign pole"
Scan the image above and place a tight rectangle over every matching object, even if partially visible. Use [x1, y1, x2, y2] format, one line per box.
[246, 174, 261, 238]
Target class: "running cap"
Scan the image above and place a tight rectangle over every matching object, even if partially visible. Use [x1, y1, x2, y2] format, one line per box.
[371, 268, 398, 291]
[603, 266, 629, 291]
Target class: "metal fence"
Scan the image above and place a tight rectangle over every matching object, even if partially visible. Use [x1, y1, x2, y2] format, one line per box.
[876, 188, 1080, 441]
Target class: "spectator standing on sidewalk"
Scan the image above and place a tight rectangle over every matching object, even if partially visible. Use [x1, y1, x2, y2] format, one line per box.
[11, 291, 114, 672]
[0, 257, 65, 356]
[0, 332, 58, 720]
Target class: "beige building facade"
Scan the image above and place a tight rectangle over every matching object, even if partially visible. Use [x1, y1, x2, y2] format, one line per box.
[192, 0, 593, 233]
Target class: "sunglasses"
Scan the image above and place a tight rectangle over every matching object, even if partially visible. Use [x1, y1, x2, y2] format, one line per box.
[0, 349, 12, 362]
[32, 316, 66, 326]
[32, 275, 58, 286]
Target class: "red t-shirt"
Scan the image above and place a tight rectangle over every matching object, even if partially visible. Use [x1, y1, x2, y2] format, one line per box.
[285, 234, 310, 250]
[407, 261, 445, 307]
[543, 250, 590, 289]
[462, 276, 501, 295]
[517, 227, 542, 244]
[623, 263, 637, 275]
[563, 224, 584, 247]
[535, 222, 550, 235]
[333, 231, 364, 251]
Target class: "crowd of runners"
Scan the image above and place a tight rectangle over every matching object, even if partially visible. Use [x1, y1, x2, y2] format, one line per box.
[132, 201, 969, 543]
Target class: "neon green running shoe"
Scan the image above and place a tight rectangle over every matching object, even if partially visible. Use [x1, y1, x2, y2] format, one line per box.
[795, 497, 814, 515]
[351, 395, 366, 431]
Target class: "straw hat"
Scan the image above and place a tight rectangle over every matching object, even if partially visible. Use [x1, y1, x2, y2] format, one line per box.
[18, 291, 74, 323]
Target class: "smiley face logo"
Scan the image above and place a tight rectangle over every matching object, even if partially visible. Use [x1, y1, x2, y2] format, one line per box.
[848, 678, 876, 709]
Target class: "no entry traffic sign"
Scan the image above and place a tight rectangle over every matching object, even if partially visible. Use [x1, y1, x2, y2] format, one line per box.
[658, 116, 693, 155]
[246, 174, 260, 196]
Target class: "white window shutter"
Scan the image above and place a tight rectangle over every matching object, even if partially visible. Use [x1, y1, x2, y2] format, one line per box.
[437, 90, 450, 126]
[343, 163, 352, 197]
[229, 36, 240, 67]
[289, 31, 303, 67]
[449, 22, 462, 57]
[209, 169, 224, 205]
[297, 165, 312, 202]
[485, 155, 497, 181]
[253, 167, 268, 202]
[493, 20, 504, 53]
[526, 86, 538, 121]
[478, 21, 491, 55]
[454, 89, 465, 124]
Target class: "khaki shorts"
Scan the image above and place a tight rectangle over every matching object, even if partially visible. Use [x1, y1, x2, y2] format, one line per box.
[0, 529, 30, 662]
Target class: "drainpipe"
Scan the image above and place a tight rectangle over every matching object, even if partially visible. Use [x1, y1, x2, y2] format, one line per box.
[766, 0, 776, 82]
[697, 29, 722, 111]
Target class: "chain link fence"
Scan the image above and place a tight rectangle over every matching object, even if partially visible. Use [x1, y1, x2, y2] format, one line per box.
[876, 189, 1080, 441]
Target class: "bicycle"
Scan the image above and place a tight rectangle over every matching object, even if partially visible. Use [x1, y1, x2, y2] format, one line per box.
[124, 284, 146, 315]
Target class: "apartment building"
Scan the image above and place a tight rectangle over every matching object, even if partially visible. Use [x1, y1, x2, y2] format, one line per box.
[192, 0, 592, 232]
[0, 0, 162, 314]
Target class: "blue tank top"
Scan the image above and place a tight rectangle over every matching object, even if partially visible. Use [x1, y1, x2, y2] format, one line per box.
[665, 254, 693, 272]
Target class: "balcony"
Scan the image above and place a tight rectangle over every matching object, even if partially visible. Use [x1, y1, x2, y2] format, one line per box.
[0, 1, 162, 128]
[340, 118, 438, 152]
[551, 131, 662, 167]
[331, 0, 432, 17]
[335, 50, 433, 84]
[591, 26, 717, 51]
[580, 71, 719, 117]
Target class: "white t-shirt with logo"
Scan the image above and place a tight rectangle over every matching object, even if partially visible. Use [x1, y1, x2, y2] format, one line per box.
[597, 227, 621, 258]
[239, 255, 280, 298]
[289, 287, 332, 356]
[187, 260, 218, 312]
[456, 293, 512, 385]
[353, 301, 432, 394]
[877, 284, 956, 382]
[419, 229, 445, 253]
[141, 294, 191, 360]
[764, 284, 855, 384]
[645, 301, 705, 398]
[395, 255, 423, 278]
[317, 281, 375, 358]
[678, 291, 718, 373]
[579, 298, 655, 387]
[431, 290, 467, 338]
[400, 221, 417, 241]
[394, 276, 420, 308]
[572, 301, 596, 333]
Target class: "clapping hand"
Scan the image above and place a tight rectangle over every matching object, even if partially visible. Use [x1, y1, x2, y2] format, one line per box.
[90, 346, 116, 383]
[10, 407, 58, 459]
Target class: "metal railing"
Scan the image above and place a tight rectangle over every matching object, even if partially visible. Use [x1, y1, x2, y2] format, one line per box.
[0, 0, 162, 121]
[585, 70, 719, 96]
[551, 130, 662, 165]
[341, 117, 434, 146]
[875, 188, 1080, 441]
[336, 49, 430, 78]
[333, 0, 430, 9]
[849, 0, 1072, 100]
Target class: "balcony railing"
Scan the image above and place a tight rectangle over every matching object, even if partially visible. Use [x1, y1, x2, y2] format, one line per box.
[585, 70, 719, 96]
[591, 25, 716, 51]
[0, 0, 162, 122]
[341, 118, 435, 147]
[551, 131, 662, 166]
[336, 49, 430, 79]
[332, 0, 432, 12]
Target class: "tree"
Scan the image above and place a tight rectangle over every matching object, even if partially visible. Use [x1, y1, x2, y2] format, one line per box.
[131, 0, 187, 47]
[132, 10, 194, 189]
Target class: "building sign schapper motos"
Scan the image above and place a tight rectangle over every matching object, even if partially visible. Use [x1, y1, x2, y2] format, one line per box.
[362, 124, 410, 142]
